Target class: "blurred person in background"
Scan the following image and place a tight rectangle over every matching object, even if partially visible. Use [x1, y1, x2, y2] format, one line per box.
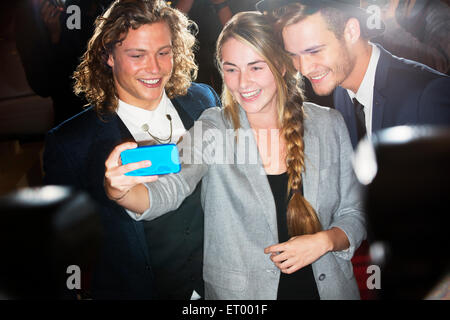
[15, 0, 113, 125]
[365, 0, 450, 75]
[171, 0, 233, 94]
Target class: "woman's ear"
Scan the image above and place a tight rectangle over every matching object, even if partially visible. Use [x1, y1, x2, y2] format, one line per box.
[343, 17, 361, 45]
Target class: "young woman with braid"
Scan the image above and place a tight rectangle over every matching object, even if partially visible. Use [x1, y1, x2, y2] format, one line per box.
[104, 11, 366, 300]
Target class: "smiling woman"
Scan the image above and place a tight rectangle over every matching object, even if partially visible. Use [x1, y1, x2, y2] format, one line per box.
[220, 37, 278, 120]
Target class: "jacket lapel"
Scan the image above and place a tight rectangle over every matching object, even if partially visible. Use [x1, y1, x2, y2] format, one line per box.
[342, 93, 359, 149]
[90, 112, 153, 266]
[335, 89, 359, 149]
[372, 45, 390, 133]
[92, 112, 134, 179]
[171, 96, 195, 129]
[302, 124, 320, 212]
[234, 108, 279, 241]
[372, 91, 386, 133]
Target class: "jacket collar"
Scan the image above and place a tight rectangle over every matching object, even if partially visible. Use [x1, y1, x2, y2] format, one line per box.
[373, 44, 391, 94]
[171, 95, 195, 129]
[372, 44, 390, 133]
[90, 112, 149, 265]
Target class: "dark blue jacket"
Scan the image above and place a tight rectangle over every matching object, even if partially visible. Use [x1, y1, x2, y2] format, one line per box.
[334, 45, 450, 148]
[43, 83, 220, 299]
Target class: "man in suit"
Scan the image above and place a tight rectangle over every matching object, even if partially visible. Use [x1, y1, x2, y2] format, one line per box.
[257, 0, 450, 148]
[43, 0, 220, 299]
[256, 0, 450, 300]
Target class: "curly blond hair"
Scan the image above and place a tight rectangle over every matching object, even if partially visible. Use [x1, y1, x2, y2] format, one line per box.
[216, 12, 322, 236]
[73, 0, 198, 116]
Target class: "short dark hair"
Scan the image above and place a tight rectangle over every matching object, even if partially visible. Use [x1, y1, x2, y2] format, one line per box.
[320, 7, 353, 39]
[273, 3, 370, 41]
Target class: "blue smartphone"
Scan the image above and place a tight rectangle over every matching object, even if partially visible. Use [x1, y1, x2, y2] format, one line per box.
[120, 144, 181, 176]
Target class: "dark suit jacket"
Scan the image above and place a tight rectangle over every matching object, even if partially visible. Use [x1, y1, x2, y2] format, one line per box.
[334, 45, 450, 148]
[43, 83, 220, 299]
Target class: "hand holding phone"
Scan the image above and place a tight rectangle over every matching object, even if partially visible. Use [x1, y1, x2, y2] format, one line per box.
[120, 144, 181, 176]
[104, 142, 159, 206]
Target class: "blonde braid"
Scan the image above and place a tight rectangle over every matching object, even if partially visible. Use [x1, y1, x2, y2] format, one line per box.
[283, 87, 322, 236]
[215, 11, 322, 236]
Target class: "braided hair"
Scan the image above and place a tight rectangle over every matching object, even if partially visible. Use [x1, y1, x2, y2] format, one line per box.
[216, 11, 322, 236]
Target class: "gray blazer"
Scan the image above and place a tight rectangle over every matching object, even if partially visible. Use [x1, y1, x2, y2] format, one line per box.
[129, 102, 366, 300]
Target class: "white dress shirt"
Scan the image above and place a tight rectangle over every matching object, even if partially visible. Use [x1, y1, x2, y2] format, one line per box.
[116, 91, 186, 145]
[346, 43, 381, 139]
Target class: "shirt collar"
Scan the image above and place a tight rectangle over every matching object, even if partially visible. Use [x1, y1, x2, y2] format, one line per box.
[116, 91, 169, 127]
[347, 43, 380, 107]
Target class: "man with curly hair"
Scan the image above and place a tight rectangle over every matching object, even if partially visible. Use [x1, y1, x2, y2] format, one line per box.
[43, 0, 220, 299]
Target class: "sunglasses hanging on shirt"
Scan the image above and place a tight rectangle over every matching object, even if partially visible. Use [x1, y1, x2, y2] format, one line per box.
[141, 114, 173, 144]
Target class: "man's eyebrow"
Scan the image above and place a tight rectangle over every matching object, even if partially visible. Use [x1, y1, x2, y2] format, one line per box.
[124, 45, 172, 53]
[157, 45, 173, 51]
[124, 48, 147, 53]
[285, 44, 326, 56]
[302, 44, 326, 54]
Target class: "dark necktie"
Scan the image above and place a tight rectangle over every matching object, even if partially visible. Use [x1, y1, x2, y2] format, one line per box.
[353, 98, 367, 141]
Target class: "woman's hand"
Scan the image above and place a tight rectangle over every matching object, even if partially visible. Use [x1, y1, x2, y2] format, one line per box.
[264, 232, 331, 274]
[104, 142, 158, 202]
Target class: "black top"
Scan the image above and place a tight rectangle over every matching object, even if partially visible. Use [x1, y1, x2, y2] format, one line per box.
[266, 172, 320, 300]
